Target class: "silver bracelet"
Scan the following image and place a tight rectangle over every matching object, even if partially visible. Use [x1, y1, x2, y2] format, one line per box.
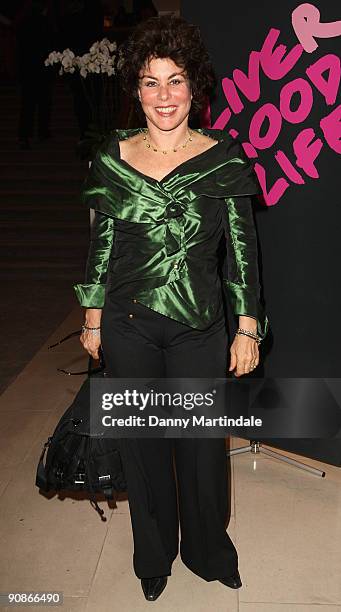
[236, 327, 261, 344]
[82, 324, 101, 335]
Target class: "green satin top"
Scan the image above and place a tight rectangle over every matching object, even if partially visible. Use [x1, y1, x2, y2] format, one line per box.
[73, 127, 269, 340]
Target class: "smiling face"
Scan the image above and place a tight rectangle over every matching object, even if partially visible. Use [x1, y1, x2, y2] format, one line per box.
[137, 56, 193, 131]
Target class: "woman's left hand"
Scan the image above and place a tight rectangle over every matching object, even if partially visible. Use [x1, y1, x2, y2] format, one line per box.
[228, 333, 259, 377]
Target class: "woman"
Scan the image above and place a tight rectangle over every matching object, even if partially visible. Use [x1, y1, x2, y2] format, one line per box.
[74, 14, 269, 602]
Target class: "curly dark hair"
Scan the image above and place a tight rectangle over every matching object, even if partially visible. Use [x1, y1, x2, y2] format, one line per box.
[118, 14, 217, 120]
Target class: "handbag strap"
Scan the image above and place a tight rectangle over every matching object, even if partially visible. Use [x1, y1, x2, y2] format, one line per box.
[87, 354, 93, 378]
[87, 345, 105, 378]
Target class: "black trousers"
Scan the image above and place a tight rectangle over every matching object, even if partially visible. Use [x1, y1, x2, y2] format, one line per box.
[100, 294, 238, 581]
[18, 73, 54, 139]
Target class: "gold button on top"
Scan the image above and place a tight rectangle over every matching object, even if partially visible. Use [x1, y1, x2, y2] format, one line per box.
[128, 313, 134, 318]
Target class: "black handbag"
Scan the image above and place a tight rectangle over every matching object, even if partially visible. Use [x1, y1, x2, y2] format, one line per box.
[35, 341, 127, 521]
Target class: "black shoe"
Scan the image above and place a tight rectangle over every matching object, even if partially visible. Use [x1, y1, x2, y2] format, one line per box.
[141, 576, 168, 601]
[218, 569, 242, 589]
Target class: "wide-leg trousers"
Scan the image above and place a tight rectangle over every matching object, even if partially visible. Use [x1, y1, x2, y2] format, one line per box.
[100, 294, 238, 581]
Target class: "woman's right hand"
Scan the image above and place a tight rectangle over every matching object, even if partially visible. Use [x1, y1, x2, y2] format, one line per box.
[80, 308, 102, 360]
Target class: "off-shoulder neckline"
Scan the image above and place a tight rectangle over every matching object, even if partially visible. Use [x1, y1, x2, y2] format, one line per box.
[112, 127, 226, 186]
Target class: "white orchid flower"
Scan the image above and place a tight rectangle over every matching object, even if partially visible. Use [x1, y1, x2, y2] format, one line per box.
[45, 38, 117, 81]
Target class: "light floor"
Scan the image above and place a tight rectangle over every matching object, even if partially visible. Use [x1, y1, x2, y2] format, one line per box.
[0, 307, 340, 612]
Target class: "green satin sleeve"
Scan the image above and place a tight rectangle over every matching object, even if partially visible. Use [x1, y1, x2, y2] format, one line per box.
[223, 196, 269, 341]
[73, 211, 114, 308]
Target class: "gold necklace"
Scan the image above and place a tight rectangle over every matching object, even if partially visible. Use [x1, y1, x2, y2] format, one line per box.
[142, 128, 194, 154]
